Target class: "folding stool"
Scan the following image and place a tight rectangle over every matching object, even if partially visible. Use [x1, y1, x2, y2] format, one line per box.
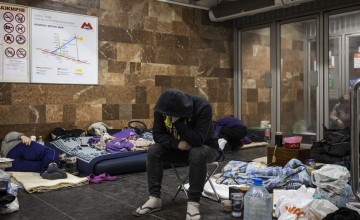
[171, 161, 221, 202]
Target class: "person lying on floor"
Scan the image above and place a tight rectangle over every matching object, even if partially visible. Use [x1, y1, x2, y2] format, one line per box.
[132, 88, 222, 220]
[1, 131, 67, 179]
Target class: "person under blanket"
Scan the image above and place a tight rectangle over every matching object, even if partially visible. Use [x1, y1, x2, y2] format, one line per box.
[1, 131, 60, 174]
[132, 88, 222, 220]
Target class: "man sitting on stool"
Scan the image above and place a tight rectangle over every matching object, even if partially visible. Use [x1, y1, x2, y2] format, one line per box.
[132, 88, 221, 220]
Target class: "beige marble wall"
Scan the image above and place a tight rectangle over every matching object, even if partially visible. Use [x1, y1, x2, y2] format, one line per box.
[0, 0, 233, 139]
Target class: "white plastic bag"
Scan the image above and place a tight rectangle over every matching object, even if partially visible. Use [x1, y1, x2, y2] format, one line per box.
[275, 185, 338, 220]
[0, 197, 19, 214]
[0, 182, 19, 214]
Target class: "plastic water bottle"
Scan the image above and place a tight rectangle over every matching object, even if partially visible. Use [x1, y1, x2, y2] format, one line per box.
[37, 136, 44, 145]
[243, 177, 272, 220]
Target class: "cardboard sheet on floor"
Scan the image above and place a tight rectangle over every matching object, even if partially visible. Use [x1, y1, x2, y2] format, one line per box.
[10, 172, 88, 193]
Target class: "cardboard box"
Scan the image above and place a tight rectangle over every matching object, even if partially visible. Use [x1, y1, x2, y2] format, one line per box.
[267, 146, 310, 166]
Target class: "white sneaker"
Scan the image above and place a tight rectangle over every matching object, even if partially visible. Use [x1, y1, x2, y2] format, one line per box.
[186, 202, 201, 220]
[132, 196, 161, 217]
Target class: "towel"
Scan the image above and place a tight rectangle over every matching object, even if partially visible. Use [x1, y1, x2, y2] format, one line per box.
[10, 172, 88, 193]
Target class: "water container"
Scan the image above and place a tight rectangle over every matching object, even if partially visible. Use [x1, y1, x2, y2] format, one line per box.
[243, 177, 272, 220]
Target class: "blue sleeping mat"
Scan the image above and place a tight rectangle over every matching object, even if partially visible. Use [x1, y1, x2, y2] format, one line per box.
[47, 137, 147, 175]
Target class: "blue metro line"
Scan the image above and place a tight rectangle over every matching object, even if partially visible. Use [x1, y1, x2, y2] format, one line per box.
[51, 35, 77, 54]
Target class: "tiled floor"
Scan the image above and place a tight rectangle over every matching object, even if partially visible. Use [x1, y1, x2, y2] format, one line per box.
[2, 147, 267, 220]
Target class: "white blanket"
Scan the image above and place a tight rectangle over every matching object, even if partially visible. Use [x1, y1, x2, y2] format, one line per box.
[10, 172, 88, 193]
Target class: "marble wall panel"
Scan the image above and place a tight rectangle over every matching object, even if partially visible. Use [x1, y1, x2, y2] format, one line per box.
[102, 104, 119, 120]
[76, 104, 102, 122]
[63, 105, 76, 123]
[173, 21, 190, 36]
[144, 17, 157, 32]
[130, 62, 141, 74]
[0, 84, 11, 105]
[132, 104, 150, 119]
[155, 47, 171, 64]
[195, 77, 207, 88]
[98, 10, 128, 28]
[146, 87, 162, 104]
[169, 48, 188, 65]
[29, 105, 46, 124]
[46, 105, 64, 123]
[125, 74, 156, 87]
[0, 105, 11, 124]
[0, 0, 233, 137]
[99, 42, 117, 60]
[100, 72, 125, 86]
[105, 86, 136, 104]
[171, 76, 195, 87]
[119, 104, 132, 119]
[136, 86, 147, 104]
[155, 75, 171, 87]
[247, 89, 259, 102]
[117, 43, 142, 62]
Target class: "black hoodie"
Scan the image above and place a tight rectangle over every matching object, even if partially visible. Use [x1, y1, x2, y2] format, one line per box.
[153, 88, 218, 149]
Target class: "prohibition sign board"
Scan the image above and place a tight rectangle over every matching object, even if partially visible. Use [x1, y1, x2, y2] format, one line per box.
[16, 48, 26, 58]
[4, 23, 14, 33]
[5, 47, 15, 57]
[15, 24, 25, 34]
[16, 35, 26, 44]
[3, 12, 14, 22]
[4, 34, 14, 44]
[15, 13, 25, 23]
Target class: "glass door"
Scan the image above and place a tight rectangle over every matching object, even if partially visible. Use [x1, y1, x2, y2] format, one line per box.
[279, 19, 318, 143]
[326, 11, 360, 130]
[240, 27, 271, 135]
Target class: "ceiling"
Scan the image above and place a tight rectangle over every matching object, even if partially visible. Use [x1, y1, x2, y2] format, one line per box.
[157, 0, 226, 10]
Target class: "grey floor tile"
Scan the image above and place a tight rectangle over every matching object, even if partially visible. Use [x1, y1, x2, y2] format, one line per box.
[1, 147, 267, 220]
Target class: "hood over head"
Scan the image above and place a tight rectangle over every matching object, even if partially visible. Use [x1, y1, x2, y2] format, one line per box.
[154, 88, 193, 118]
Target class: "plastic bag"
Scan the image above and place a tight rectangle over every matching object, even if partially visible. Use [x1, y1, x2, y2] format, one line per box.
[311, 164, 349, 189]
[276, 185, 338, 220]
[338, 184, 358, 207]
[0, 183, 19, 214]
[0, 170, 10, 182]
[323, 126, 350, 144]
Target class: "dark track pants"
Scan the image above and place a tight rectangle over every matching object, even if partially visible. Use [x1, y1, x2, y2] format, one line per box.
[6, 142, 58, 173]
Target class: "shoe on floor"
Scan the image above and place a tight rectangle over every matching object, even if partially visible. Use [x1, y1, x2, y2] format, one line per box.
[186, 201, 201, 220]
[132, 196, 161, 217]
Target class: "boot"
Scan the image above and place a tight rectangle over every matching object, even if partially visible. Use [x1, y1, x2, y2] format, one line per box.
[65, 156, 79, 176]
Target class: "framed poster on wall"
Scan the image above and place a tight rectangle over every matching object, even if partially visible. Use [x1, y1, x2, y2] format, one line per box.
[30, 8, 98, 84]
[0, 3, 30, 83]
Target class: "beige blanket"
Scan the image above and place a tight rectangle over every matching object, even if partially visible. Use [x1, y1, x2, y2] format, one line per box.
[10, 172, 88, 193]
[242, 141, 269, 149]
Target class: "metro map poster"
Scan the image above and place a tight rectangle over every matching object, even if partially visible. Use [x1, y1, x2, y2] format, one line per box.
[30, 8, 98, 85]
